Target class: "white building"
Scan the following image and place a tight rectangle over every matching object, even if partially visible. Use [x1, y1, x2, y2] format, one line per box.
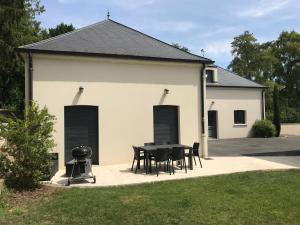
[206, 65, 265, 139]
[17, 19, 264, 169]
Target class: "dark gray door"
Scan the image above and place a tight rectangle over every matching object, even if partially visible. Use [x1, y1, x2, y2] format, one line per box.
[64, 106, 99, 164]
[153, 105, 179, 144]
[208, 110, 217, 138]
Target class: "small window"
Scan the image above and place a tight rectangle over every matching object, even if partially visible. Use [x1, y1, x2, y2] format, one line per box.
[234, 110, 246, 124]
[206, 70, 214, 83]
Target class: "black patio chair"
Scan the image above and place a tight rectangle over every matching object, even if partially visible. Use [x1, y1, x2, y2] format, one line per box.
[171, 147, 187, 174]
[185, 142, 202, 168]
[131, 146, 145, 173]
[153, 148, 171, 176]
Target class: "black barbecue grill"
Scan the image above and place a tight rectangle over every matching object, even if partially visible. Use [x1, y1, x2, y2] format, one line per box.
[66, 145, 96, 186]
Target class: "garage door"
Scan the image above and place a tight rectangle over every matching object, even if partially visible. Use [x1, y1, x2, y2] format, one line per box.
[153, 105, 179, 144]
[64, 106, 99, 164]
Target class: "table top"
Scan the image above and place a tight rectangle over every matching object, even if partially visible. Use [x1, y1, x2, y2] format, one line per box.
[139, 144, 192, 151]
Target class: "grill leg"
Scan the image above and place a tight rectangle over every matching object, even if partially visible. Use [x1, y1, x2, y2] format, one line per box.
[131, 158, 135, 171]
[172, 160, 174, 174]
[70, 161, 76, 178]
[87, 159, 94, 176]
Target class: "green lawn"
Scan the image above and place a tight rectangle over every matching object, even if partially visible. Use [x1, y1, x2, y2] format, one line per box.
[1, 170, 300, 225]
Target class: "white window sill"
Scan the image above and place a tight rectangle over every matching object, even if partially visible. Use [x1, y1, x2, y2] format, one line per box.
[233, 124, 248, 127]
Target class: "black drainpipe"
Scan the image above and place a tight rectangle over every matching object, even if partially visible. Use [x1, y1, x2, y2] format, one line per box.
[28, 52, 33, 104]
[200, 63, 206, 134]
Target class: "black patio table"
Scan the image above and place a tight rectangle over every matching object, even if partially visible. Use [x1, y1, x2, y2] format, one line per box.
[139, 144, 193, 174]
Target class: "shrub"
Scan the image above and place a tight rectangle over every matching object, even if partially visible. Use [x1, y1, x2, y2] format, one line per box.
[252, 120, 276, 138]
[0, 102, 55, 190]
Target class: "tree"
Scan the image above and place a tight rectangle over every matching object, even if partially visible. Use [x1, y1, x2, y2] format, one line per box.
[48, 23, 75, 38]
[272, 31, 300, 108]
[0, 0, 45, 114]
[172, 43, 190, 53]
[273, 85, 281, 137]
[228, 31, 277, 83]
[0, 102, 55, 190]
[228, 31, 260, 80]
[228, 30, 300, 123]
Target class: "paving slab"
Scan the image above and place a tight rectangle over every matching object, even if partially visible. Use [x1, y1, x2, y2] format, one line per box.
[50, 156, 300, 187]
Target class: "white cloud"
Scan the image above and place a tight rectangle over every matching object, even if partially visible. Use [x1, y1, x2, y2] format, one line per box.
[238, 0, 291, 17]
[200, 40, 231, 57]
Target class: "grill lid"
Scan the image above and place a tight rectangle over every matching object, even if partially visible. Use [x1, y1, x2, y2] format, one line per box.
[71, 145, 92, 160]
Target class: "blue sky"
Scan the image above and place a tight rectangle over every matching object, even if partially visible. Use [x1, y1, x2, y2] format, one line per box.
[37, 0, 300, 67]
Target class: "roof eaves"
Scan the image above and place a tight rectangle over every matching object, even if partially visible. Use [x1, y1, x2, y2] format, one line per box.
[206, 84, 267, 89]
[16, 48, 214, 64]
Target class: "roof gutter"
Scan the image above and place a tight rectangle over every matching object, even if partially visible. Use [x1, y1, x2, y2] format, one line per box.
[16, 48, 214, 65]
[206, 85, 266, 89]
[200, 63, 206, 134]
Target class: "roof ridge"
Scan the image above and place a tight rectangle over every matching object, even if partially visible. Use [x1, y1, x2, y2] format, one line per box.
[217, 66, 264, 87]
[19, 20, 109, 49]
[108, 19, 213, 62]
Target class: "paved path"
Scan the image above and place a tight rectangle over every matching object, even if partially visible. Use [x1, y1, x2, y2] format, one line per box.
[49, 136, 300, 187]
[209, 135, 300, 156]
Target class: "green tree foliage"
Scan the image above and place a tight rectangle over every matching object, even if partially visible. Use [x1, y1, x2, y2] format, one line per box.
[273, 85, 281, 137]
[228, 31, 277, 83]
[0, 0, 45, 114]
[264, 80, 275, 121]
[272, 31, 300, 107]
[229, 31, 300, 122]
[0, 102, 55, 190]
[48, 23, 75, 38]
[0, 2, 75, 115]
[172, 43, 190, 53]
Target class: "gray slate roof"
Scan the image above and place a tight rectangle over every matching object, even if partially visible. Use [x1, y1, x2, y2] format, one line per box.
[207, 66, 265, 88]
[18, 19, 213, 63]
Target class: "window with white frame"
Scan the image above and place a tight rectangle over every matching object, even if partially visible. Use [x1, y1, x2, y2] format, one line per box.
[234, 110, 246, 124]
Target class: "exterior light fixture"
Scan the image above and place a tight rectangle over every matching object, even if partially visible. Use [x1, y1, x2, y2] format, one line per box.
[164, 89, 169, 95]
[79, 86, 84, 93]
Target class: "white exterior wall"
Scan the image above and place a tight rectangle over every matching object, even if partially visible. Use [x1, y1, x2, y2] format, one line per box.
[206, 87, 263, 139]
[30, 54, 203, 169]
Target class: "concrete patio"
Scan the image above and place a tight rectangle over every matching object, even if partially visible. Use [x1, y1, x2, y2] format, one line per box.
[50, 155, 300, 187]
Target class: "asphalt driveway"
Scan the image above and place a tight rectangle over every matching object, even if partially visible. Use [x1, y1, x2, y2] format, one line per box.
[209, 135, 300, 157]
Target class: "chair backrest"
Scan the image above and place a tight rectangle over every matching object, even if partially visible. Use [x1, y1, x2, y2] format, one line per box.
[171, 147, 185, 161]
[132, 146, 142, 159]
[192, 142, 200, 155]
[155, 148, 170, 162]
[144, 142, 155, 146]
